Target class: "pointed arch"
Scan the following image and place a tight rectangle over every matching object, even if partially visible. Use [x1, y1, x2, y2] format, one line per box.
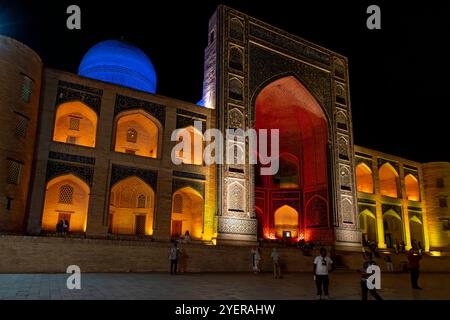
[174, 125, 204, 165]
[53, 101, 98, 147]
[41, 174, 90, 233]
[379, 163, 399, 198]
[109, 176, 155, 236]
[114, 110, 162, 158]
[171, 186, 203, 239]
[405, 174, 420, 201]
[274, 205, 299, 238]
[356, 162, 374, 193]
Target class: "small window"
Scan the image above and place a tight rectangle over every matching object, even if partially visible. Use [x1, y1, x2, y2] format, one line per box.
[7, 159, 22, 185]
[173, 194, 183, 213]
[6, 197, 13, 210]
[69, 117, 81, 131]
[127, 128, 137, 143]
[21, 76, 33, 103]
[442, 219, 450, 231]
[66, 136, 77, 144]
[58, 185, 74, 204]
[137, 194, 146, 208]
[439, 197, 448, 208]
[229, 78, 243, 101]
[15, 114, 29, 138]
[437, 178, 445, 188]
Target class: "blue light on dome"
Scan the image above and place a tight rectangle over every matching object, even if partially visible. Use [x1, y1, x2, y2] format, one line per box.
[78, 40, 157, 94]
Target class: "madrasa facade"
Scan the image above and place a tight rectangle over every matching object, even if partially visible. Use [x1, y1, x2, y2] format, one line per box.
[1, 6, 449, 253]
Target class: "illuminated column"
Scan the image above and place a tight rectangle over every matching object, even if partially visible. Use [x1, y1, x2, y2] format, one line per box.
[400, 165, 412, 249]
[419, 168, 431, 252]
[373, 159, 387, 248]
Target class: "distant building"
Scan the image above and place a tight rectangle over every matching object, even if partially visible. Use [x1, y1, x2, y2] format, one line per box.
[0, 6, 448, 252]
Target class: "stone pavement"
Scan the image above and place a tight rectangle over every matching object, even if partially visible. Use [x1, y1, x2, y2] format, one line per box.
[0, 272, 449, 300]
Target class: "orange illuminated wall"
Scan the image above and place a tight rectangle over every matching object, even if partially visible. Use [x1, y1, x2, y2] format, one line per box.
[175, 126, 204, 165]
[53, 101, 98, 147]
[171, 187, 203, 239]
[356, 163, 374, 193]
[379, 163, 399, 198]
[109, 176, 154, 235]
[405, 174, 420, 201]
[41, 174, 90, 233]
[114, 111, 160, 158]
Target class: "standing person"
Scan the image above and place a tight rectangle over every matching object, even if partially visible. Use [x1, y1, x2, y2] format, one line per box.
[385, 254, 394, 272]
[184, 230, 191, 244]
[271, 248, 282, 279]
[358, 252, 383, 300]
[63, 218, 70, 235]
[407, 248, 422, 289]
[313, 248, 333, 300]
[56, 220, 63, 236]
[169, 242, 180, 275]
[394, 239, 400, 255]
[251, 247, 261, 274]
[418, 241, 424, 255]
[401, 241, 406, 254]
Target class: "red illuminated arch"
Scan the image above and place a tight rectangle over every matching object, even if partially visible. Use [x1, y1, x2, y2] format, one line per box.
[253, 75, 330, 243]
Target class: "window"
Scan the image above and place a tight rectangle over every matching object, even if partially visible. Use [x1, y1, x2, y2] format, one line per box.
[66, 136, 77, 144]
[442, 219, 450, 231]
[58, 185, 74, 204]
[127, 128, 137, 143]
[7, 159, 22, 185]
[173, 194, 183, 213]
[137, 194, 146, 208]
[210, 31, 215, 44]
[437, 178, 445, 188]
[69, 117, 81, 131]
[439, 197, 448, 208]
[229, 78, 243, 101]
[6, 197, 13, 210]
[15, 113, 29, 138]
[21, 76, 33, 103]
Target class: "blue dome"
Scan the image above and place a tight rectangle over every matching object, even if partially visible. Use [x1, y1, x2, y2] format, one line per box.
[78, 40, 157, 93]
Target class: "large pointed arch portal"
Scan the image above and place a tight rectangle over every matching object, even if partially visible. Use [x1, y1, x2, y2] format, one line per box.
[253, 76, 331, 243]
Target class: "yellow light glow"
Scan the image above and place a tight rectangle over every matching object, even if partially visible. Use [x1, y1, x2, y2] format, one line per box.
[274, 205, 299, 238]
[356, 163, 374, 193]
[114, 111, 160, 158]
[405, 174, 420, 201]
[379, 163, 399, 198]
[41, 174, 90, 233]
[171, 187, 203, 239]
[53, 101, 98, 147]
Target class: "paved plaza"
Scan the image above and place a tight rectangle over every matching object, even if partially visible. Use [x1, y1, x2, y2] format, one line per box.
[0, 272, 449, 300]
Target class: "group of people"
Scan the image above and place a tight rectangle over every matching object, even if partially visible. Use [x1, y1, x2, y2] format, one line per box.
[167, 241, 425, 299]
[55, 219, 70, 235]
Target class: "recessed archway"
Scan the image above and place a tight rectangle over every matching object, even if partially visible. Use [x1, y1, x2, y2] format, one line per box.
[109, 176, 155, 236]
[53, 101, 98, 147]
[174, 126, 204, 165]
[409, 216, 424, 248]
[359, 209, 377, 244]
[253, 75, 329, 243]
[383, 209, 403, 248]
[274, 205, 299, 238]
[41, 174, 90, 233]
[170, 187, 203, 239]
[379, 163, 399, 198]
[356, 163, 374, 193]
[114, 110, 161, 158]
[405, 174, 420, 201]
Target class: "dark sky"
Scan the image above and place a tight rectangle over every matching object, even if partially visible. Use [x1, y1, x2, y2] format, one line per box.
[1, 0, 449, 163]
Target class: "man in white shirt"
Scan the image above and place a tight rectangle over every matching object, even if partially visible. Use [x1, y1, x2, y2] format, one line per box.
[313, 247, 333, 300]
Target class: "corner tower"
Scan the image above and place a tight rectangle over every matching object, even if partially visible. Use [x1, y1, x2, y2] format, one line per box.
[0, 35, 43, 232]
[201, 6, 361, 249]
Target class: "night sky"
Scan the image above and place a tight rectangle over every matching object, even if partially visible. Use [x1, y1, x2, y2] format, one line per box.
[1, 0, 449, 163]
